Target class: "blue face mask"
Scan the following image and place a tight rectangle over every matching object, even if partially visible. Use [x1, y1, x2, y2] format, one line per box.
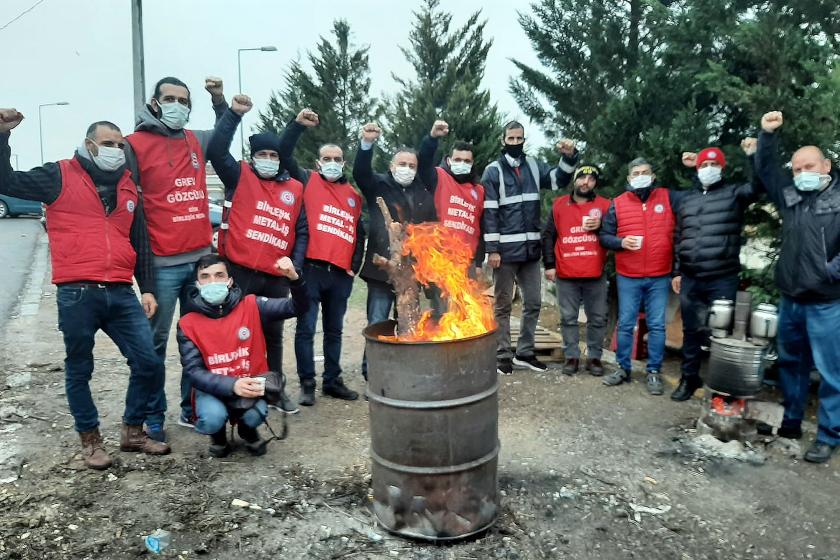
[794, 171, 830, 192]
[198, 281, 229, 305]
[253, 157, 280, 179]
[158, 101, 190, 130]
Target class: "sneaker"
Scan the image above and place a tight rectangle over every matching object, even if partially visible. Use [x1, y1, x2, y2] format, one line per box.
[586, 358, 605, 377]
[603, 369, 631, 386]
[497, 358, 513, 375]
[268, 389, 300, 414]
[804, 441, 836, 464]
[322, 378, 359, 401]
[646, 371, 664, 396]
[177, 413, 195, 429]
[513, 354, 548, 372]
[562, 358, 580, 375]
[145, 423, 167, 443]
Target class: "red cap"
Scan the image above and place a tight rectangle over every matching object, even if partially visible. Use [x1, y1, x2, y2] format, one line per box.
[696, 147, 726, 169]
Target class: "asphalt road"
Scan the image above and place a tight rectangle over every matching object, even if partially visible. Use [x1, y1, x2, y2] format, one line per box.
[0, 217, 42, 325]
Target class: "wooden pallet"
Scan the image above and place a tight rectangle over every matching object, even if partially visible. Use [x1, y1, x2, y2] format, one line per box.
[509, 318, 565, 361]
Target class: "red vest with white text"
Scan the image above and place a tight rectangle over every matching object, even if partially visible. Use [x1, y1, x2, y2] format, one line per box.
[178, 294, 269, 378]
[433, 167, 484, 253]
[303, 173, 362, 271]
[126, 129, 211, 256]
[551, 194, 611, 279]
[614, 188, 674, 278]
[220, 162, 304, 275]
[47, 158, 138, 284]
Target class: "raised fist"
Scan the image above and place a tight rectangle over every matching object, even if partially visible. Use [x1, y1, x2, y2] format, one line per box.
[296, 108, 319, 128]
[0, 109, 24, 133]
[361, 122, 381, 143]
[761, 111, 783, 133]
[274, 256, 299, 280]
[430, 120, 449, 138]
[204, 76, 224, 97]
[556, 139, 576, 157]
[231, 95, 253, 116]
[681, 152, 697, 168]
[740, 137, 757, 156]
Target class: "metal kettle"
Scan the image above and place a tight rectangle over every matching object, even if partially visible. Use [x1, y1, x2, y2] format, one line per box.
[708, 299, 734, 337]
[750, 303, 778, 340]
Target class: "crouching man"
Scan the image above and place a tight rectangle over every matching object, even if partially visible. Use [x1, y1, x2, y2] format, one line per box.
[177, 254, 308, 457]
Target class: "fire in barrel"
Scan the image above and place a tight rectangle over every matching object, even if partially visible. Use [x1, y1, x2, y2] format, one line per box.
[365, 201, 498, 541]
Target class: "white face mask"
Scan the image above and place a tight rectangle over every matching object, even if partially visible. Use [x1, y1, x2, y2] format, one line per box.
[253, 157, 280, 179]
[697, 166, 723, 186]
[158, 101, 190, 130]
[629, 175, 653, 190]
[319, 161, 344, 181]
[90, 143, 126, 172]
[392, 167, 416, 186]
[449, 161, 472, 175]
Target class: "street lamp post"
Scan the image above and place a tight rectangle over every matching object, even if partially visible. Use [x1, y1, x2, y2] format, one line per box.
[237, 46, 277, 156]
[38, 102, 70, 164]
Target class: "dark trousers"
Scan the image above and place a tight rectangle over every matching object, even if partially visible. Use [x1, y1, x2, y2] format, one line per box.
[294, 262, 354, 384]
[555, 274, 608, 359]
[679, 273, 739, 378]
[228, 261, 290, 374]
[361, 279, 396, 378]
[57, 284, 164, 432]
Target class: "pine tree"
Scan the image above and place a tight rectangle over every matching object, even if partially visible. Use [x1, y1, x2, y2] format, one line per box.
[257, 20, 376, 171]
[381, 0, 503, 172]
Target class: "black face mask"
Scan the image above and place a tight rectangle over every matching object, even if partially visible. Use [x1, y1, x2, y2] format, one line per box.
[503, 143, 524, 159]
[574, 187, 597, 201]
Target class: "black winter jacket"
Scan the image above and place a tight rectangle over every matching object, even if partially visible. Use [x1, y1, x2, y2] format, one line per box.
[177, 280, 309, 398]
[353, 143, 437, 284]
[755, 131, 840, 301]
[674, 162, 763, 279]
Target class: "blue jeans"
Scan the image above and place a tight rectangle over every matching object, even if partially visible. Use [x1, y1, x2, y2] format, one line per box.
[294, 262, 354, 384]
[361, 279, 396, 378]
[616, 274, 670, 372]
[679, 273, 739, 378]
[193, 390, 268, 435]
[147, 262, 196, 424]
[777, 295, 840, 446]
[57, 284, 164, 433]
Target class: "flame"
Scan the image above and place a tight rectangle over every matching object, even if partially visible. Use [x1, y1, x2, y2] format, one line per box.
[389, 223, 495, 342]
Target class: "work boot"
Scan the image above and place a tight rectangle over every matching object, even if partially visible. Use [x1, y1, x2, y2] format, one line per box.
[603, 369, 631, 386]
[208, 427, 232, 458]
[120, 423, 171, 455]
[646, 371, 664, 396]
[78, 428, 113, 470]
[237, 424, 268, 457]
[670, 376, 703, 401]
[298, 379, 316, 406]
[804, 441, 836, 464]
[323, 378, 359, 401]
[562, 358, 580, 375]
[586, 358, 605, 377]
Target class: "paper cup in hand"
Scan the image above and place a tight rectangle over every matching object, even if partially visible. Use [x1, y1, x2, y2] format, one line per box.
[252, 377, 266, 396]
[635, 235, 644, 248]
[582, 216, 590, 229]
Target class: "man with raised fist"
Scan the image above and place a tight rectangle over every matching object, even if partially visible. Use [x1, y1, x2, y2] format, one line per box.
[0, 108, 170, 469]
[205, 94, 307, 414]
[123, 76, 229, 440]
[755, 110, 840, 464]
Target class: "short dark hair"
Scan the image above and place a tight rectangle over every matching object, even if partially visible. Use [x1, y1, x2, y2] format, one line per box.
[85, 121, 121, 140]
[451, 140, 474, 156]
[196, 254, 228, 276]
[504, 120, 525, 132]
[392, 146, 418, 160]
[152, 77, 191, 101]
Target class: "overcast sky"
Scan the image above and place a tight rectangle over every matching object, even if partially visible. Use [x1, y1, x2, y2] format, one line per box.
[2, 0, 549, 171]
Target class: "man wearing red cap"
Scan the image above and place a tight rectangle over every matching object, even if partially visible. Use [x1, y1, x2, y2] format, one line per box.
[670, 141, 763, 401]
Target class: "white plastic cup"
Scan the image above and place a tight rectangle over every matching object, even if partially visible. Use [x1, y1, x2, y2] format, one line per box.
[252, 377, 266, 396]
[635, 235, 644, 248]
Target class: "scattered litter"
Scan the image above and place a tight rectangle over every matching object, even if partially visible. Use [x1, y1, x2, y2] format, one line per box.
[143, 529, 171, 555]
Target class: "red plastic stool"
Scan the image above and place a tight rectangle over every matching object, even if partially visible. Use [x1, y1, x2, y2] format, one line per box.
[610, 312, 649, 360]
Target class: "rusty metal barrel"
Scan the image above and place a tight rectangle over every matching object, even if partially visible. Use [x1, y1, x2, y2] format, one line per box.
[364, 320, 499, 541]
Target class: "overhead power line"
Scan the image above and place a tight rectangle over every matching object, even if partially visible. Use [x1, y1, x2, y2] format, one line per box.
[0, 0, 46, 32]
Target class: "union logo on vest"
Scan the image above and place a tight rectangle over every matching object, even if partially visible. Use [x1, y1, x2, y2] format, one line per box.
[347, 197, 356, 208]
[237, 327, 251, 341]
[654, 204, 664, 213]
[280, 191, 296, 206]
[190, 152, 200, 169]
[126, 200, 136, 213]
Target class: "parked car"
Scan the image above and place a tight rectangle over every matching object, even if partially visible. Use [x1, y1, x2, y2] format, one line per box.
[0, 194, 42, 218]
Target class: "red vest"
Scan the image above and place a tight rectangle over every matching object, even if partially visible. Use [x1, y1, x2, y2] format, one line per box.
[303, 173, 362, 271]
[551, 194, 611, 279]
[47, 159, 138, 285]
[614, 188, 675, 278]
[433, 167, 484, 253]
[126, 129, 211, 256]
[178, 295, 269, 378]
[220, 163, 304, 275]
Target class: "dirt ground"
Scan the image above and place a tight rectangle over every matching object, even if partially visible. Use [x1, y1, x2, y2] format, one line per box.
[1, 238, 838, 559]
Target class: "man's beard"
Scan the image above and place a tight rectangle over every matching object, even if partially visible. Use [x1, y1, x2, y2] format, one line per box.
[574, 187, 596, 200]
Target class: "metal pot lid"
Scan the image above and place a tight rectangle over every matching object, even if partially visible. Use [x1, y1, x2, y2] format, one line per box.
[712, 299, 734, 306]
[755, 303, 777, 312]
